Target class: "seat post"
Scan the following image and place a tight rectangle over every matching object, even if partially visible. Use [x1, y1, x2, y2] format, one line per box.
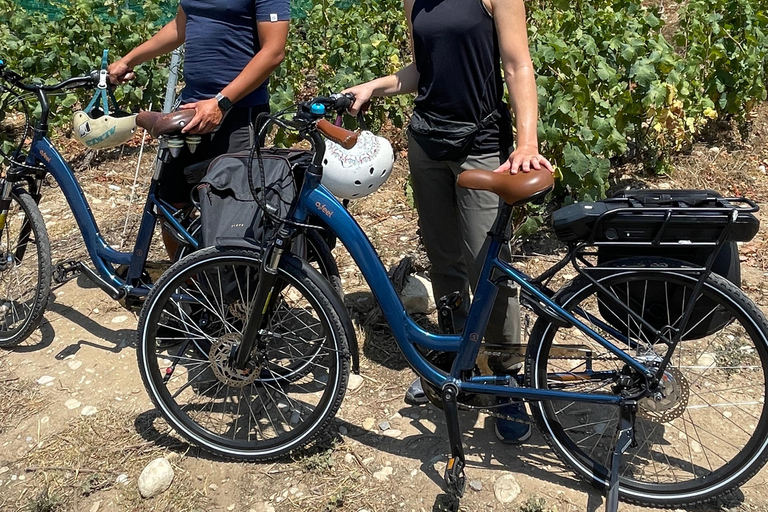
[489, 202, 514, 239]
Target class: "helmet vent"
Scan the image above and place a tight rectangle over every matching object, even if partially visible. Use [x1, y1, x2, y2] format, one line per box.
[369, 167, 374, 175]
[354, 180, 362, 186]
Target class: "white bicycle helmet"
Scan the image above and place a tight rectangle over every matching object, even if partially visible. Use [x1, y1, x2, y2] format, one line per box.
[72, 50, 138, 150]
[73, 108, 137, 149]
[321, 130, 395, 199]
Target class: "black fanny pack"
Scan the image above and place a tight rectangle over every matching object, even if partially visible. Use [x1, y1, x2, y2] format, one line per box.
[408, 108, 503, 161]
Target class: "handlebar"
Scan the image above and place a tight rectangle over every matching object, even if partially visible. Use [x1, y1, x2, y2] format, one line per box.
[0, 65, 99, 93]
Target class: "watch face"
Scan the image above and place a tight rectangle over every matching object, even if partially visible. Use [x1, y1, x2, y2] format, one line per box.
[216, 94, 233, 111]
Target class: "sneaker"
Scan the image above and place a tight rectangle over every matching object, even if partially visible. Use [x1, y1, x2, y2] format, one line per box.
[494, 389, 532, 444]
[404, 377, 429, 405]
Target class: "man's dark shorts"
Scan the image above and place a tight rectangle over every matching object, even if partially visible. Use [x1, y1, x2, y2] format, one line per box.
[157, 104, 270, 204]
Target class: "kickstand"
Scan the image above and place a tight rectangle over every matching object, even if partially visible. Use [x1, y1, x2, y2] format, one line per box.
[605, 402, 636, 512]
[441, 382, 466, 498]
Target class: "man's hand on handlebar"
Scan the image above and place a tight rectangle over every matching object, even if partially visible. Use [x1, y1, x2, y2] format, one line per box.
[107, 59, 135, 85]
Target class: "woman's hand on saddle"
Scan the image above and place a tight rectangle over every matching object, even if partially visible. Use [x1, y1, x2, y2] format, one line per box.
[107, 59, 135, 85]
[494, 144, 553, 175]
[179, 99, 223, 134]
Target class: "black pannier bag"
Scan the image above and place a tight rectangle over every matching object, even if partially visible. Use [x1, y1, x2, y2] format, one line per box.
[197, 149, 302, 248]
[552, 189, 760, 340]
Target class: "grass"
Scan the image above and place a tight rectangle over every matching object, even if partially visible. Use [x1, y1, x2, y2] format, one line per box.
[4, 407, 208, 512]
[24, 486, 62, 512]
[0, 352, 45, 435]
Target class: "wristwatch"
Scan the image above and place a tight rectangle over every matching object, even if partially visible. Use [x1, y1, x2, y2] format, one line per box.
[215, 92, 233, 113]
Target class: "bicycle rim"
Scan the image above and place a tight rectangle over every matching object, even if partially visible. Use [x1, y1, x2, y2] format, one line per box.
[0, 190, 50, 347]
[529, 266, 768, 506]
[138, 248, 348, 460]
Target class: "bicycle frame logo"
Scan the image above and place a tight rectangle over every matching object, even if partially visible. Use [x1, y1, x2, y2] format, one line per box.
[38, 149, 51, 163]
[316, 202, 333, 218]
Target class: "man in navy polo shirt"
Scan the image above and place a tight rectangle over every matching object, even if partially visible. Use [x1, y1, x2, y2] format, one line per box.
[108, 0, 290, 254]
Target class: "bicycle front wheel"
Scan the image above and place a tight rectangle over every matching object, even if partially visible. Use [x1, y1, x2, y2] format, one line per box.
[0, 188, 51, 348]
[526, 258, 768, 507]
[137, 247, 350, 461]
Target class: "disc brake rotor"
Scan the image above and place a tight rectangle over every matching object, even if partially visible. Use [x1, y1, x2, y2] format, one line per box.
[639, 367, 689, 423]
[209, 332, 260, 388]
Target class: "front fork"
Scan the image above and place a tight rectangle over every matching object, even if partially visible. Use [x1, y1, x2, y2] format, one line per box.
[233, 227, 293, 370]
[0, 175, 39, 266]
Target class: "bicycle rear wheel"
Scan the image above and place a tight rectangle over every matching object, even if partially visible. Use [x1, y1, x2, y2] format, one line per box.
[526, 257, 768, 507]
[137, 247, 350, 461]
[0, 187, 51, 348]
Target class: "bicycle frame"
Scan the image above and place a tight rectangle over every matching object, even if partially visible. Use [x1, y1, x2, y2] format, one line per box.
[9, 134, 198, 298]
[288, 169, 651, 407]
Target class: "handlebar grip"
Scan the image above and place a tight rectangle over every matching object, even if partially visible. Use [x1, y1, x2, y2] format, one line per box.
[317, 119, 358, 150]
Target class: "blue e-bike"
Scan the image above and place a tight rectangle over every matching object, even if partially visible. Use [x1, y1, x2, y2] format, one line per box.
[136, 94, 768, 511]
[0, 61, 340, 348]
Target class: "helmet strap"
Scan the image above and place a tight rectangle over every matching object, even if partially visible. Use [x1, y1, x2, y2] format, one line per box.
[85, 49, 117, 116]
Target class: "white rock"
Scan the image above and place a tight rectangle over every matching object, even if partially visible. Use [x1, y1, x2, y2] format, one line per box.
[67, 360, 83, 370]
[80, 406, 98, 417]
[115, 474, 129, 485]
[760, 165, 766, 174]
[36, 375, 55, 386]
[379, 421, 390, 431]
[344, 453, 356, 464]
[372, 466, 393, 481]
[138, 458, 174, 498]
[493, 473, 521, 504]
[382, 429, 402, 438]
[709, 146, 720, 153]
[400, 273, 435, 314]
[362, 417, 376, 431]
[348, 374, 364, 391]
[691, 440, 703, 453]
[65, 399, 81, 410]
[469, 479, 483, 491]
[697, 353, 716, 367]
[111, 315, 128, 324]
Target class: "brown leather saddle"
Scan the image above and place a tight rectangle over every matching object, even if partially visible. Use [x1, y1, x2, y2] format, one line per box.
[135, 110, 196, 139]
[457, 168, 554, 206]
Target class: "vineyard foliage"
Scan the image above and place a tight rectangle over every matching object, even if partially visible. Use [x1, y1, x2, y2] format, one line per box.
[1, 0, 768, 200]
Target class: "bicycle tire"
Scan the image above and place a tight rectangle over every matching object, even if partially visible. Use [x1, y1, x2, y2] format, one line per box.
[0, 188, 51, 348]
[525, 257, 768, 507]
[137, 247, 350, 461]
[176, 221, 343, 298]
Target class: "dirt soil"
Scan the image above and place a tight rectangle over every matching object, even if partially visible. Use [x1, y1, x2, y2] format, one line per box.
[2, 107, 768, 512]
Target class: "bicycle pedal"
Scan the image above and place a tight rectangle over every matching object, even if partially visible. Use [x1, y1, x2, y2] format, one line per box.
[443, 456, 466, 498]
[53, 260, 82, 284]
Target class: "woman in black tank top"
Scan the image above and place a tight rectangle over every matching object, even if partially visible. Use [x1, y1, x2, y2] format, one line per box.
[345, 0, 552, 172]
[344, 0, 552, 442]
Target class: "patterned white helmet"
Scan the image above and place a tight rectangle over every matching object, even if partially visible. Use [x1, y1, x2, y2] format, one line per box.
[72, 109, 137, 150]
[321, 130, 395, 199]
